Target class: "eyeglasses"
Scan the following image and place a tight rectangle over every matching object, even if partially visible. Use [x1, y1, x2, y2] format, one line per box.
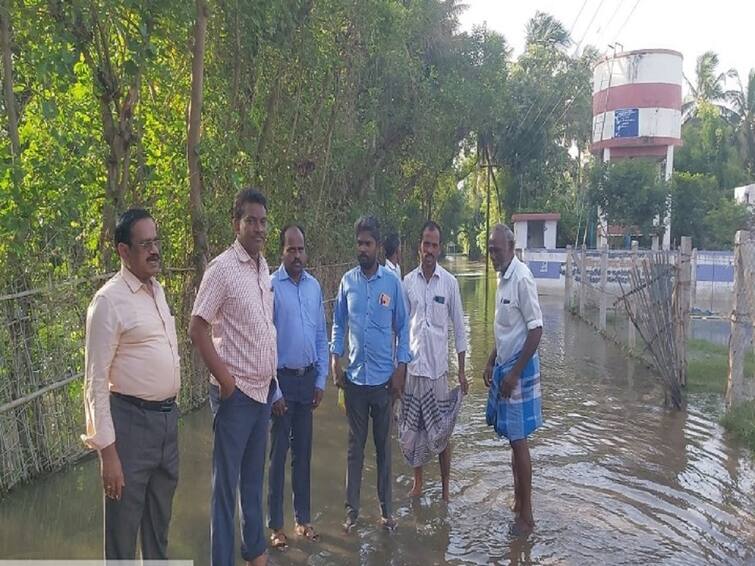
[132, 238, 162, 251]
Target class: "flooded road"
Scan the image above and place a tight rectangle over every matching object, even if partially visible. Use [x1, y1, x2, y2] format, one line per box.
[1, 258, 754, 565]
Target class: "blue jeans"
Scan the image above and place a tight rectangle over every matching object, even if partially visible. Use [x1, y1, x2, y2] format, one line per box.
[209, 384, 271, 565]
[267, 369, 316, 530]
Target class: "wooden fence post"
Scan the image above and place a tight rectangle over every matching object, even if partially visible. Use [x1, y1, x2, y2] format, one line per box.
[690, 247, 698, 310]
[628, 240, 638, 349]
[579, 244, 586, 318]
[727, 231, 752, 408]
[564, 245, 573, 311]
[599, 244, 608, 331]
[675, 236, 692, 387]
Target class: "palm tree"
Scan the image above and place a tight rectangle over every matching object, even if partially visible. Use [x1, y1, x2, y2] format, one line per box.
[682, 51, 730, 123]
[725, 68, 755, 176]
[525, 11, 571, 50]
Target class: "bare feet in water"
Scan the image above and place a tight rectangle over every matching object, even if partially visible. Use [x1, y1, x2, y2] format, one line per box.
[441, 484, 450, 502]
[407, 482, 423, 498]
[508, 517, 534, 537]
[381, 516, 397, 531]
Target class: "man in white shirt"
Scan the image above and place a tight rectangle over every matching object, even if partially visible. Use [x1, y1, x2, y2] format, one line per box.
[399, 221, 468, 502]
[383, 232, 402, 279]
[483, 224, 543, 537]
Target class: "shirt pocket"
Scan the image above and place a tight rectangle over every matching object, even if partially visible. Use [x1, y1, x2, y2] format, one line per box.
[303, 293, 322, 329]
[223, 293, 247, 316]
[429, 296, 448, 328]
[497, 298, 520, 326]
[370, 301, 393, 329]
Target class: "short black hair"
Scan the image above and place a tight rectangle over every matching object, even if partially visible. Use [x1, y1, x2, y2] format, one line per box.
[233, 188, 267, 220]
[420, 220, 442, 242]
[354, 215, 380, 243]
[384, 233, 400, 257]
[115, 208, 153, 246]
[279, 223, 306, 250]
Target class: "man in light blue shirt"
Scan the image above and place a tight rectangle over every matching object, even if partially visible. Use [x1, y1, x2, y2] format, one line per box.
[330, 215, 410, 531]
[268, 224, 328, 548]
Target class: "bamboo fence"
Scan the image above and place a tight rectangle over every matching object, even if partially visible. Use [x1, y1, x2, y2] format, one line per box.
[726, 230, 755, 408]
[564, 239, 693, 408]
[0, 261, 348, 495]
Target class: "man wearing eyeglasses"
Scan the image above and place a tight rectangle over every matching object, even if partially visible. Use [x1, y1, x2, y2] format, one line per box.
[83, 208, 181, 560]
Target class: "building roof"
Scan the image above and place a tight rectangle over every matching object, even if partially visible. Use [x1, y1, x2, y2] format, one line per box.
[511, 213, 561, 223]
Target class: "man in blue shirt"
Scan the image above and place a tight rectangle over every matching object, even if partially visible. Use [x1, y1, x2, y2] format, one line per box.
[330, 215, 410, 532]
[268, 224, 328, 548]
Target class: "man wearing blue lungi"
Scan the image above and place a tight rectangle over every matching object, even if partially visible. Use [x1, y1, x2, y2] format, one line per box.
[483, 224, 543, 537]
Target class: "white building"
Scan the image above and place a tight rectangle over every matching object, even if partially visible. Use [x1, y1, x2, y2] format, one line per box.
[734, 183, 755, 210]
[512, 213, 560, 250]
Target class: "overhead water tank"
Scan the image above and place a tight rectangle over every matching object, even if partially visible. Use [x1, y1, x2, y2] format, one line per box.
[590, 49, 683, 159]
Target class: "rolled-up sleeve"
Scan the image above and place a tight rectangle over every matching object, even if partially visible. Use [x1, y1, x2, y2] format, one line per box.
[393, 281, 411, 364]
[518, 274, 543, 330]
[450, 278, 467, 353]
[330, 279, 347, 357]
[81, 294, 121, 450]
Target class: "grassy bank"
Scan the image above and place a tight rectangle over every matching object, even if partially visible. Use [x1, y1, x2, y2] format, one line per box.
[721, 401, 755, 451]
[687, 339, 754, 394]
[687, 339, 755, 450]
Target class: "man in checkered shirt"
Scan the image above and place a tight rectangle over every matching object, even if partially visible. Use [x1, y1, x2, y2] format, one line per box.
[189, 188, 277, 566]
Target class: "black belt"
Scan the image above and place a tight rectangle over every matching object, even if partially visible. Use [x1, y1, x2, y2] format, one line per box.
[112, 392, 176, 412]
[278, 364, 315, 377]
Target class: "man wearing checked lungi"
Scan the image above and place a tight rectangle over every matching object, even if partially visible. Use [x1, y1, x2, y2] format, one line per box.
[399, 220, 468, 502]
[483, 223, 543, 537]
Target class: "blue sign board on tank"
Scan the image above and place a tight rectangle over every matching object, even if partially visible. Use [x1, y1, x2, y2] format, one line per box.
[614, 108, 639, 138]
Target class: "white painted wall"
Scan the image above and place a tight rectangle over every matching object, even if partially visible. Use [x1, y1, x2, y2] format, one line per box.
[544, 220, 557, 249]
[734, 184, 755, 209]
[592, 108, 682, 143]
[513, 220, 527, 250]
[593, 51, 683, 92]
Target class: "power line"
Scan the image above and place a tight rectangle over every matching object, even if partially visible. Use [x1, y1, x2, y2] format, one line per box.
[574, 0, 607, 54]
[593, 0, 625, 47]
[514, 0, 643, 168]
[501, 1, 599, 151]
[568, 0, 590, 36]
[614, 0, 641, 40]
[509, 0, 609, 162]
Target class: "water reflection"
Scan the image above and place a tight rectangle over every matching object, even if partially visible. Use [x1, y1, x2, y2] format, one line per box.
[1, 258, 754, 565]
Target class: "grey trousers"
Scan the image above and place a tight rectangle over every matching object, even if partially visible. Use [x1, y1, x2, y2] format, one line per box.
[344, 380, 392, 521]
[105, 394, 179, 560]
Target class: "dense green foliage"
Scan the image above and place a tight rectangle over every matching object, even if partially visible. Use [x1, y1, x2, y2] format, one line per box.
[1, 3, 753, 291]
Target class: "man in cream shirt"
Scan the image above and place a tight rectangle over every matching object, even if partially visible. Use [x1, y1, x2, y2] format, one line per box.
[83, 208, 181, 560]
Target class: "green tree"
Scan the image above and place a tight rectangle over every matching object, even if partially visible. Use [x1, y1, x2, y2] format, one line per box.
[726, 68, 755, 177]
[525, 10, 571, 50]
[683, 51, 730, 123]
[671, 172, 718, 248]
[675, 101, 748, 190]
[704, 198, 752, 249]
[588, 159, 668, 241]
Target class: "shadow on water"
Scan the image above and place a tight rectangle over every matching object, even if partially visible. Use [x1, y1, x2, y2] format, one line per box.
[1, 257, 754, 565]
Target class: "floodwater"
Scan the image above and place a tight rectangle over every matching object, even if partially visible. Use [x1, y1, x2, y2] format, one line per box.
[691, 318, 731, 347]
[1, 258, 754, 565]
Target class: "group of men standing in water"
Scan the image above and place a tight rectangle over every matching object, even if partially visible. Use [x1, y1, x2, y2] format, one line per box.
[82, 187, 544, 564]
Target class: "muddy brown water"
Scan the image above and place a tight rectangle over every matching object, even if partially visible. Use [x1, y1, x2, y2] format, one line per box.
[1, 258, 754, 565]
